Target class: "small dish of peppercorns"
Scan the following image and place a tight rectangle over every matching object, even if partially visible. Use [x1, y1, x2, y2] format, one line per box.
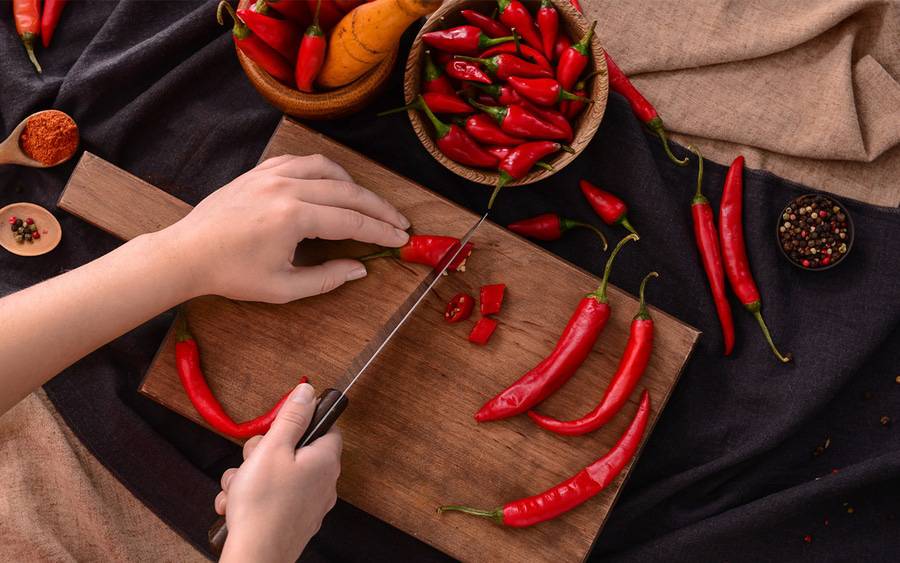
[0, 202, 62, 257]
[777, 193, 853, 271]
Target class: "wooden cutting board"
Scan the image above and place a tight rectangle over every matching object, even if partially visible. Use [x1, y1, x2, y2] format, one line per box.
[58, 118, 700, 562]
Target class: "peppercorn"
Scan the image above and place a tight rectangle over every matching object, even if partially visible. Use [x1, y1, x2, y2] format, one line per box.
[880, 415, 891, 427]
[9, 217, 40, 244]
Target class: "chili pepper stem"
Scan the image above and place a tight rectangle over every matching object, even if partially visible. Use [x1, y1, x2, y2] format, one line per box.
[536, 161, 553, 171]
[648, 118, 689, 167]
[635, 272, 658, 320]
[488, 174, 511, 209]
[561, 219, 608, 250]
[21, 34, 42, 73]
[175, 310, 192, 342]
[589, 233, 639, 303]
[437, 505, 504, 524]
[358, 249, 395, 261]
[748, 304, 793, 363]
[688, 145, 706, 203]
[619, 217, 639, 237]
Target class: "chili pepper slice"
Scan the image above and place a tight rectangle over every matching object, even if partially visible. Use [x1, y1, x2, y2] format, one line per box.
[491, 140, 572, 208]
[496, 0, 542, 52]
[13, 0, 42, 72]
[529, 272, 657, 435]
[553, 32, 571, 62]
[469, 99, 566, 140]
[469, 317, 499, 345]
[423, 50, 456, 96]
[445, 292, 475, 324]
[294, 0, 326, 92]
[464, 113, 525, 146]
[455, 53, 552, 80]
[479, 40, 552, 72]
[41, 0, 69, 48]
[688, 146, 735, 355]
[480, 284, 506, 315]
[536, 0, 559, 61]
[719, 156, 792, 363]
[218, 1, 293, 85]
[422, 25, 514, 55]
[445, 58, 492, 84]
[362, 234, 475, 272]
[475, 234, 638, 421]
[579, 180, 639, 236]
[461, 9, 512, 39]
[470, 83, 522, 105]
[265, 0, 310, 25]
[508, 76, 589, 107]
[508, 213, 607, 249]
[557, 20, 595, 91]
[444, 389, 650, 526]
[238, 3, 302, 62]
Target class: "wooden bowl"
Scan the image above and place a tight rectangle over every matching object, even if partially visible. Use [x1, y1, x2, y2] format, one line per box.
[404, 0, 607, 186]
[0, 202, 62, 257]
[235, 0, 397, 120]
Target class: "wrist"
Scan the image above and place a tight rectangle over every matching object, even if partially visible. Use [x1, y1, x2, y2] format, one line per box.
[131, 229, 203, 303]
[222, 526, 304, 563]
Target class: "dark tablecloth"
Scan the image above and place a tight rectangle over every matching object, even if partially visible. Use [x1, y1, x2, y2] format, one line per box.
[2, 2, 899, 561]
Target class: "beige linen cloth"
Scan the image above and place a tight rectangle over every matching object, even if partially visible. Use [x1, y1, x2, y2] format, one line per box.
[1, 1, 898, 561]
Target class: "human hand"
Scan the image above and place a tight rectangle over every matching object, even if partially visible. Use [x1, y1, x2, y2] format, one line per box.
[218, 382, 342, 563]
[166, 154, 410, 303]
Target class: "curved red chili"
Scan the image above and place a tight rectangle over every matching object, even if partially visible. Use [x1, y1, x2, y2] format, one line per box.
[485, 147, 553, 172]
[529, 272, 657, 435]
[507, 213, 607, 249]
[380, 92, 473, 116]
[471, 83, 522, 106]
[456, 53, 552, 80]
[553, 32, 571, 62]
[445, 58, 492, 84]
[442, 389, 650, 526]
[491, 141, 572, 208]
[422, 50, 456, 96]
[496, 0, 542, 52]
[688, 146, 735, 355]
[562, 69, 602, 119]
[13, 0, 41, 72]
[41, 0, 69, 48]
[238, 2, 301, 62]
[218, 1, 293, 85]
[362, 235, 475, 273]
[556, 20, 595, 91]
[508, 76, 589, 107]
[445, 292, 475, 324]
[422, 25, 514, 55]
[579, 179, 639, 237]
[479, 41, 552, 72]
[461, 9, 512, 39]
[536, 0, 559, 61]
[520, 101, 573, 143]
[410, 95, 497, 168]
[469, 99, 566, 141]
[719, 156, 792, 363]
[295, 0, 326, 92]
[464, 113, 524, 146]
[475, 234, 638, 421]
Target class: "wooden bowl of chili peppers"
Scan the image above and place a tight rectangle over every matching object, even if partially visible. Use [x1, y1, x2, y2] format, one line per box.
[402, 0, 607, 197]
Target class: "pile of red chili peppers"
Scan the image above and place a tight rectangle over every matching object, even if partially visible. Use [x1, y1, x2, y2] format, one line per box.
[12, 0, 70, 72]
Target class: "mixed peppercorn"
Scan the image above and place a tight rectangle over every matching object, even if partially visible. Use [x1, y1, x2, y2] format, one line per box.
[778, 194, 851, 269]
[8, 216, 41, 244]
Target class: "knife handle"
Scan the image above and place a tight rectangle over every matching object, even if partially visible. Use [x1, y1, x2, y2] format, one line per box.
[208, 388, 349, 555]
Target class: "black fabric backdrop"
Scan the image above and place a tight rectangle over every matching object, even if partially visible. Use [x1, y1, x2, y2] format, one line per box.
[2, 2, 900, 561]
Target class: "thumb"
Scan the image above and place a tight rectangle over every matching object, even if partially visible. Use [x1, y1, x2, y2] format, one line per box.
[260, 383, 317, 450]
[283, 259, 368, 301]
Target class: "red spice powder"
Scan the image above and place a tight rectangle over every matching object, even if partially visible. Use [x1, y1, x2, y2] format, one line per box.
[19, 110, 79, 165]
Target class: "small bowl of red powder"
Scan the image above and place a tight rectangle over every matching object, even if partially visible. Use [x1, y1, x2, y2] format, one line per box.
[18, 109, 79, 167]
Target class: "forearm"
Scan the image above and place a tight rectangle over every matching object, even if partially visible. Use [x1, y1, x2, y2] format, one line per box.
[0, 230, 196, 415]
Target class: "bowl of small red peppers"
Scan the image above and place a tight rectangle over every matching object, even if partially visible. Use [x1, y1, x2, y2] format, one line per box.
[777, 193, 854, 271]
[399, 0, 608, 207]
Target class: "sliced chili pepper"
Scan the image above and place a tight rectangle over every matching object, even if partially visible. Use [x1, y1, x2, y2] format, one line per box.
[536, 0, 559, 61]
[508, 213, 607, 249]
[579, 180, 639, 236]
[406, 95, 497, 168]
[445, 292, 475, 324]
[238, 3, 302, 62]
[218, 1, 293, 84]
[294, 0, 326, 92]
[529, 272, 657, 435]
[486, 147, 553, 172]
[491, 140, 572, 208]
[480, 284, 506, 315]
[479, 41, 552, 72]
[445, 58, 492, 84]
[455, 53, 552, 80]
[470, 83, 522, 105]
[444, 389, 650, 526]
[719, 156, 792, 363]
[13, 0, 41, 72]
[265, 0, 310, 25]
[553, 32, 571, 62]
[569, 0, 583, 13]
[688, 146, 735, 356]
[520, 101, 573, 143]
[460, 9, 512, 39]
[423, 50, 456, 96]
[475, 234, 638, 421]
[464, 113, 525, 146]
[362, 235, 475, 272]
[562, 69, 601, 119]
[469, 99, 566, 140]
[41, 0, 69, 48]
[557, 21, 595, 91]
[604, 50, 688, 167]
[422, 25, 514, 55]
[508, 76, 589, 107]
[469, 317, 499, 345]
[496, 0, 542, 51]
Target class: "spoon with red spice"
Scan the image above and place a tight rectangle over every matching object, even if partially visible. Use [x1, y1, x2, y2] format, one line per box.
[0, 110, 79, 168]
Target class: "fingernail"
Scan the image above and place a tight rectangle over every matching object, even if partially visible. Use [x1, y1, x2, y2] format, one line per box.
[395, 228, 410, 243]
[346, 266, 367, 281]
[398, 215, 411, 230]
[291, 383, 315, 404]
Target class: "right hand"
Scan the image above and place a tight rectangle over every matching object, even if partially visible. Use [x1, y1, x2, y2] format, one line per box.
[218, 382, 342, 563]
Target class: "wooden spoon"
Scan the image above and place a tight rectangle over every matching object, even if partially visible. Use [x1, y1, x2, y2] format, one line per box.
[0, 202, 62, 257]
[0, 110, 78, 167]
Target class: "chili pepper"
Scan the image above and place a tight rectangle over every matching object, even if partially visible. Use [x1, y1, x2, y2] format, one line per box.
[604, 50, 688, 167]
[41, 0, 68, 48]
[554, 33, 571, 62]
[520, 101, 573, 142]
[404, 95, 497, 168]
[380, 92, 473, 116]
[470, 83, 522, 105]
[480, 284, 506, 315]
[460, 9, 511, 39]
[536, 0, 558, 61]
[314, 0, 344, 30]
[464, 113, 525, 146]
[569, 0, 583, 13]
[293, 0, 326, 91]
[508, 76, 589, 107]
[491, 140, 572, 208]
[496, 0, 542, 51]
[579, 180, 639, 236]
[445, 389, 650, 526]
[445, 58, 492, 84]
[422, 50, 456, 96]
[175, 316, 302, 439]
[557, 21, 596, 92]
[264, 0, 309, 25]
[13, 0, 42, 73]
[456, 53, 552, 80]
[508, 213, 608, 249]
[445, 292, 475, 323]
[422, 25, 514, 55]
[562, 69, 601, 119]
[238, 3, 301, 62]
[218, 1, 293, 84]
[486, 147, 553, 171]
[688, 146, 735, 356]
[362, 234, 475, 272]
[469, 317, 499, 345]
[469, 99, 566, 141]
[480, 41, 552, 72]
[529, 272, 657, 435]
[475, 234, 638, 421]
[719, 156, 792, 363]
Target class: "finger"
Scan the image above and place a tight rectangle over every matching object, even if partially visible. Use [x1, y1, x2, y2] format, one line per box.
[214, 491, 227, 515]
[273, 259, 366, 301]
[270, 154, 354, 183]
[290, 180, 409, 230]
[258, 383, 317, 451]
[297, 426, 343, 466]
[242, 435, 263, 460]
[220, 468, 238, 493]
[301, 203, 410, 248]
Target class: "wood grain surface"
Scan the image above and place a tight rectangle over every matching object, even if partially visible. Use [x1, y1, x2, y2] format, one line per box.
[58, 119, 699, 563]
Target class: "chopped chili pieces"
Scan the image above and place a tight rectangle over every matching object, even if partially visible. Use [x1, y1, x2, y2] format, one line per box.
[469, 317, 498, 345]
[445, 293, 475, 324]
[480, 284, 506, 315]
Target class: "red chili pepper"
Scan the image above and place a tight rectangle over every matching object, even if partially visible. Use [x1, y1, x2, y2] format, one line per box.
[536, 0, 558, 61]
[456, 53, 552, 80]
[719, 156, 792, 363]
[264, 0, 310, 25]
[480, 41, 552, 72]
[470, 82, 522, 105]
[464, 113, 525, 146]
[553, 32, 571, 62]
[445, 292, 475, 323]
[496, 0, 542, 52]
[363, 234, 475, 272]
[469, 317, 499, 345]
[508, 213, 608, 249]
[218, 1, 293, 85]
[175, 316, 302, 439]
[460, 9, 511, 39]
[475, 235, 638, 421]
[579, 179, 639, 236]
[557, 20, 595, 91]
[444, 389, 650, 526]
[422, 25, 514, 55]
[469, 99, 566, 141]
[13, 0, 42, 72]
[294, 0, 326, 91]
[314, 0, 344, 30]
[380, 92, 473, 116]
[480, 284, 506, 315]
[422, 50, 456, 96]
[405, 96, 497, 168]
[562, 69, 601, 119]
[445, 58, 492, 84]
[569, 0, 583, 13]
[239, 2, 302, 62]
[491, 140, 571, 207]
[486, 147, 553, 172]
[520, 101, 573, 143]
[688, 146, 735, 356]
[508, 76, 589, 107]
[604, 50, 688, 167]
[41, 0, 68, 48]
[529, 272, 657, 435]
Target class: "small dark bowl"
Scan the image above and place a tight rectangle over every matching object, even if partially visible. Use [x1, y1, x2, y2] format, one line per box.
[776, 193, 854, 271]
